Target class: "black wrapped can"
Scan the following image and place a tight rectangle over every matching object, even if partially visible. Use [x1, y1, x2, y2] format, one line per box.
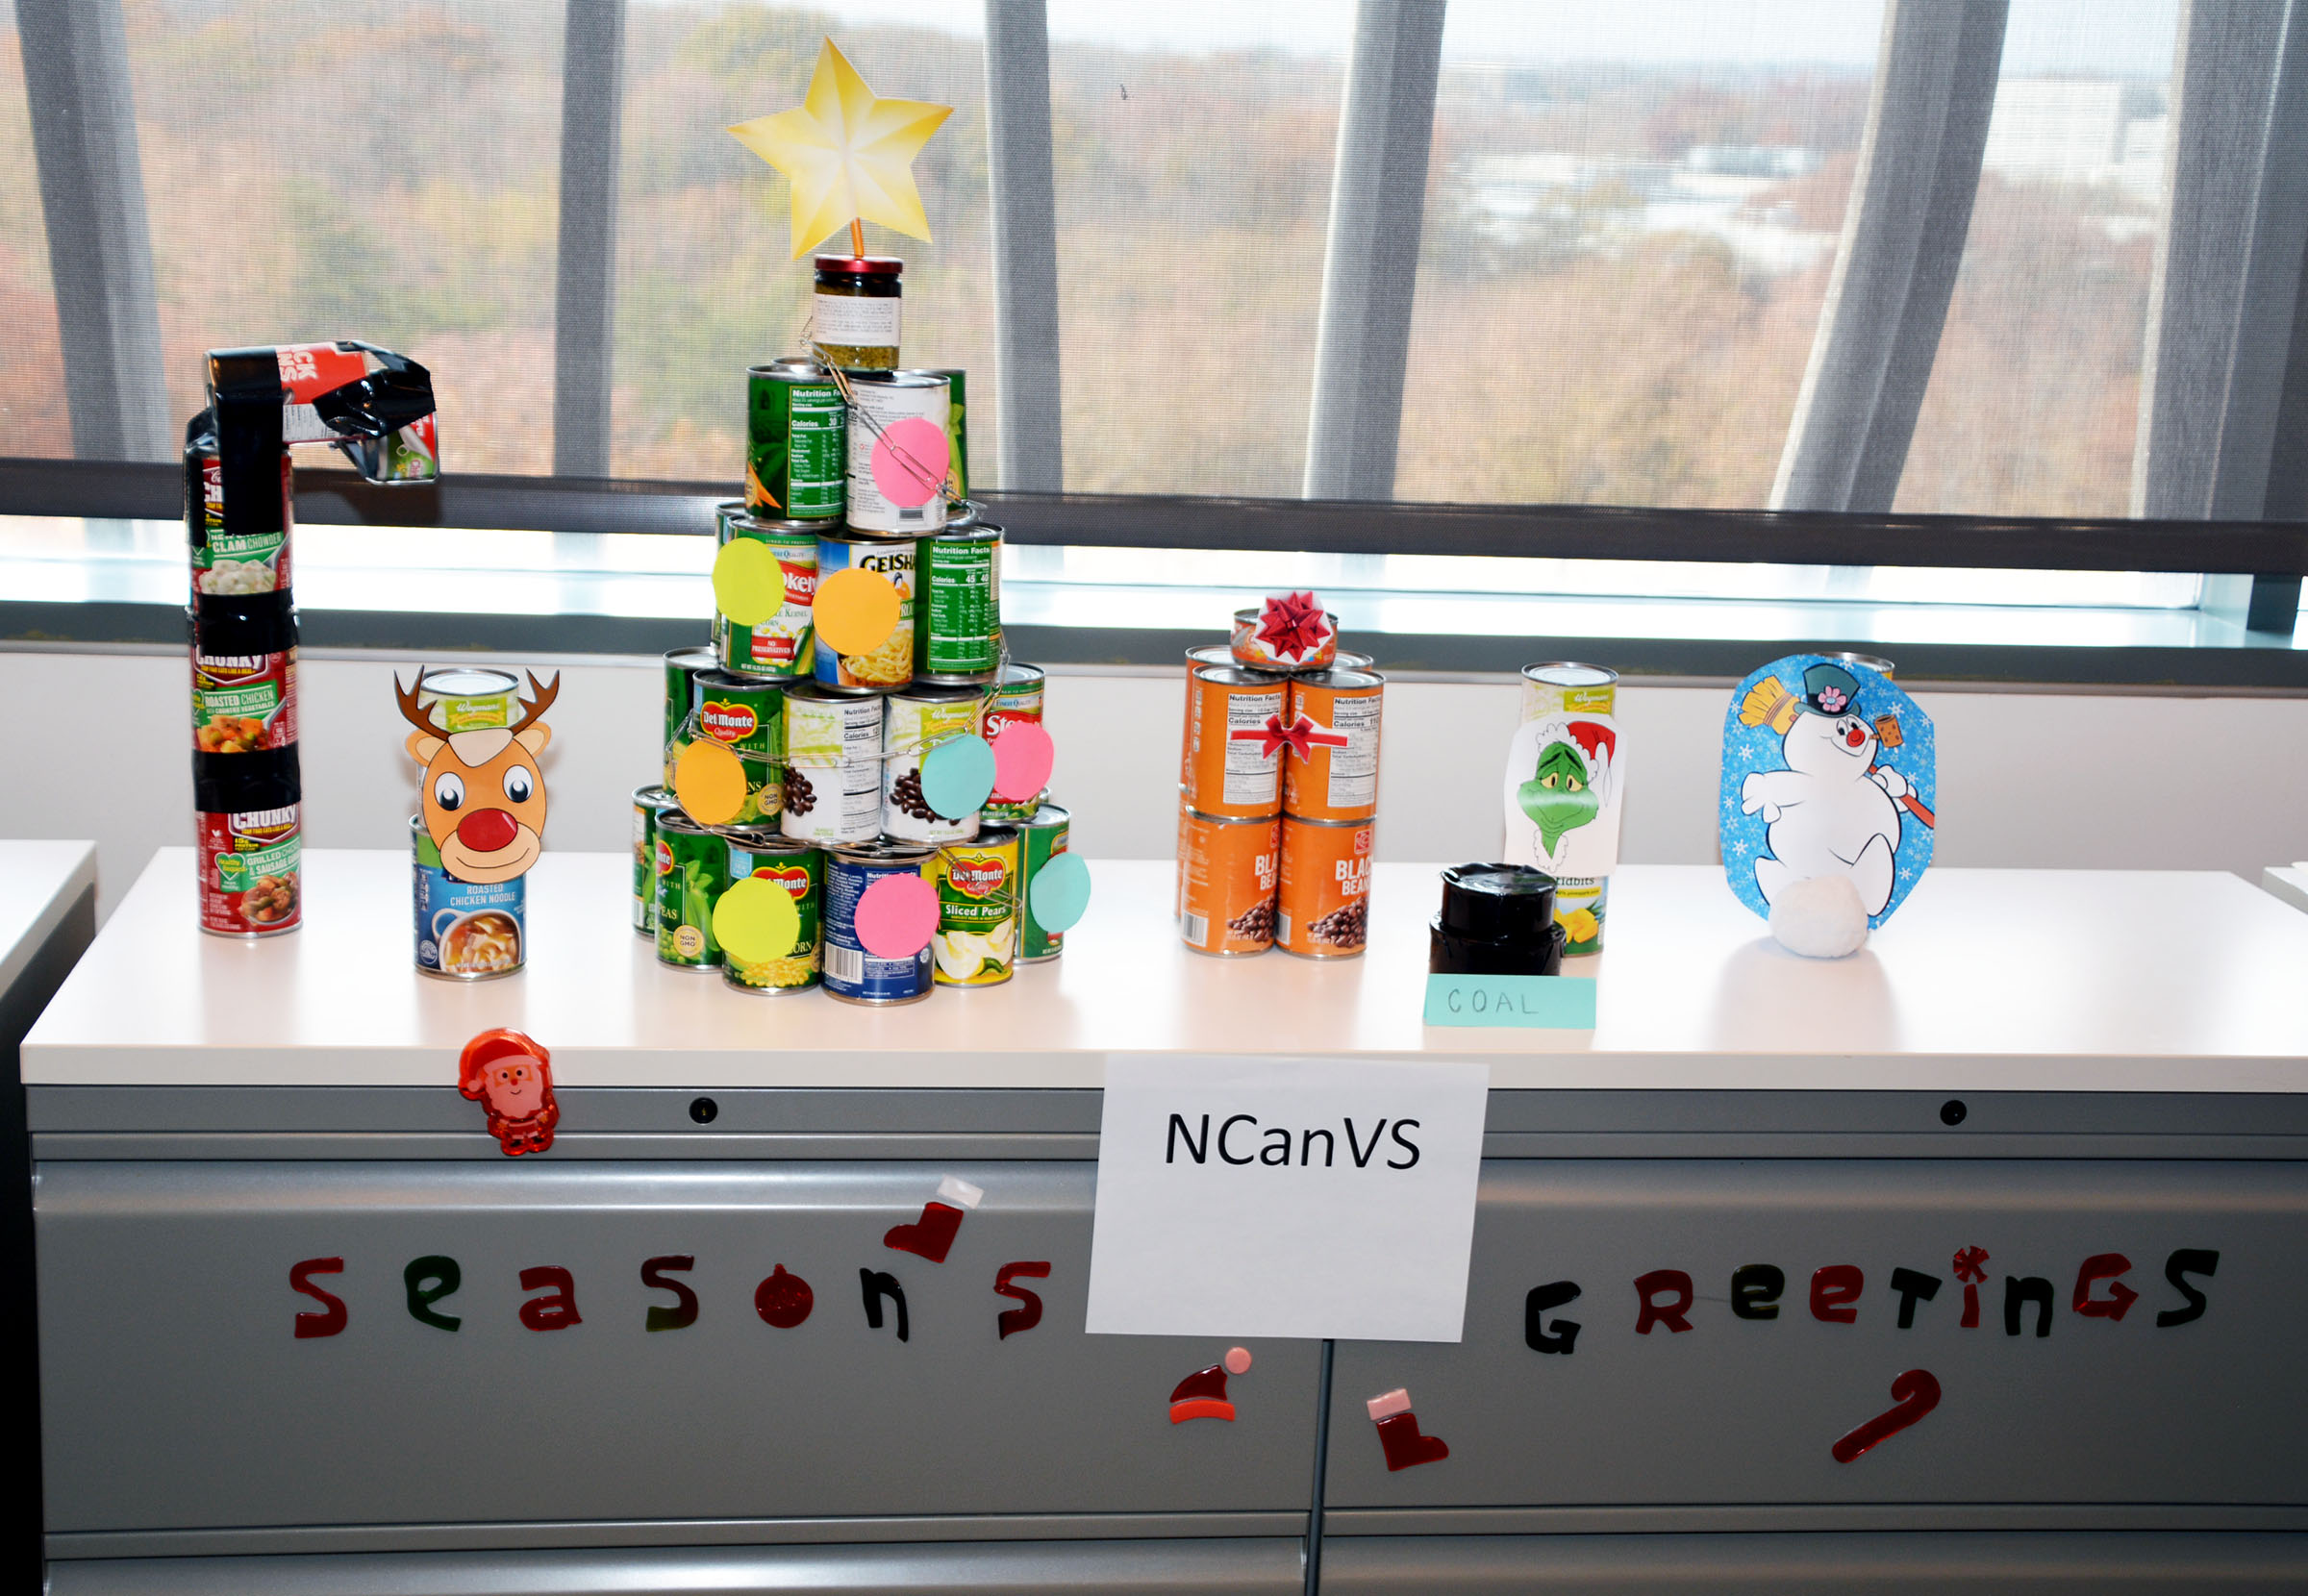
[1427, 862, 1567, 977]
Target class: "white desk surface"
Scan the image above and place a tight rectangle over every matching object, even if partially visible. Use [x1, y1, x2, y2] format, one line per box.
[2264, 864, 2308, 916]
[22, 848, 2308, 1092]
[0, 839, 96, 1002]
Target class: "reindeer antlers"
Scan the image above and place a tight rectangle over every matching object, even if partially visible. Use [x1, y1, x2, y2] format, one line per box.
[510, 670, 561, 736]
[394, 672, 439, 735]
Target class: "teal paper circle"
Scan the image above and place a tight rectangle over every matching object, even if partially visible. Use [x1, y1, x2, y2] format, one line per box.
[919, 734, 997, 820]
[1028, 851, 1092, 933]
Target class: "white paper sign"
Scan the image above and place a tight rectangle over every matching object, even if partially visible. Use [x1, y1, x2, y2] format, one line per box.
[1086, 1056, 1490, 1343]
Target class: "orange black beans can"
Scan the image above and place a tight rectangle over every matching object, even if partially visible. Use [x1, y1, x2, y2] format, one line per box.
[1183, 664, 1287, 819]
[1282, 668, 1384, 822]
[1178, 799, 1282, 957]
[1276, 814, 1373, 959]
[1179, 644, 1237, 786]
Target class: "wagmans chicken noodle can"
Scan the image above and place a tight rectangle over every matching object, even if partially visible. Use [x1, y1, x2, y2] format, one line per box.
[413, 816, 525, 981]
[746, 361, 846, 521]
[631, 785, 678, 935]
[654, 810, 728, 969]
[844, 371, 949, 535]
[823, 839, 937, 1006]
[913, 524, 1002, 685]
[883, 685, 984, 844]
[981, 661, 1047, 823]
[416, 666, 522, 732]
[1018, 804, 1070, 962]
[715, 506, 819, 678]
[1518, 661, 1618, 956]
[781, 683, 886, 845]
[721, 830, 823, 996]
[814, 531, 916, 691]
[663, 645, 716, 784]
[931, 826, 1020, 987]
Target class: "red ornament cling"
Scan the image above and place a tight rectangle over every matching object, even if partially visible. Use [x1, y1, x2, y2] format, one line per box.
[458, 1029, 560, 1156]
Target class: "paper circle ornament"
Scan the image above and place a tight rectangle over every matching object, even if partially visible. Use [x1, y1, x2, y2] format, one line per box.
[871, 416, 951, 509]
[1028, 851, 1092, 933]
[672, 737, 748, 827]
[920, 733, 996, 819]
[714, 874, 801, 965]
[712, 537, 783, 627]
[856, 872, 939, 959]
[815, 566, 903, 656]
[990, 721, 1055, 802]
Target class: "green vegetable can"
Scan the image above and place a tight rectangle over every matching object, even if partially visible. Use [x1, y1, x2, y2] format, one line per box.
[662, 645, 715, 786]
[654, 811, 728, 969]
[903, 366, 966, 500]
[631, 784, 678, 935]
[746, 361, 845, 520]
[913, 525, 1002, 684]
[721, 831, 823, 995]
[1018, 803, 1069, 962]
[683, 670, 786, 825]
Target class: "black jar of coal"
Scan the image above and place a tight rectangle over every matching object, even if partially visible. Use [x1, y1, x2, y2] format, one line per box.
[1428, 862, 1567, 976]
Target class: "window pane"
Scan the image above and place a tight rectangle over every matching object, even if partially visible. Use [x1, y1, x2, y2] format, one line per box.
[1398, 1, 1881, 506]
[0, 11, 69, 457]
[1894, 0, 2179, 516]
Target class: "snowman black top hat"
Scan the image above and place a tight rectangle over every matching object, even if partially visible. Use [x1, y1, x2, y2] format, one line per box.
[1799, 661, 1863, 717]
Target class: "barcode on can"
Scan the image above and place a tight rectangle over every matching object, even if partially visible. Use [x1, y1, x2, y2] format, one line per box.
[1274, 911, 1292, 944]
[827, 944, 864, 983]
[1183, 911, 1209, 945]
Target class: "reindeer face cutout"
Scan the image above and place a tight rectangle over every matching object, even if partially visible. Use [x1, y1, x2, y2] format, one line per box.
[399, 671, 560, 884]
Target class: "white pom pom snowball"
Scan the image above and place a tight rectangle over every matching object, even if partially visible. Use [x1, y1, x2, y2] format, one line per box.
[1769, 873, 1870, 959]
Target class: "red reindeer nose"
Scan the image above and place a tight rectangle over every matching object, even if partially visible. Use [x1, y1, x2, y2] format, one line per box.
[456, 809, 519, 853]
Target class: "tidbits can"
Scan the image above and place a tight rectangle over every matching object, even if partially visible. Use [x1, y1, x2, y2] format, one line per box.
[1018, 804, 1070, 962]
[814, 530, 916, 691]
[721, 830, 822, 995]
[781, 682, 886, 845]
[1184, 664, 1287, 819]
[745, 361, 846, 520]
[195, 787, 302, 937]
[930, 827, 1019, 986]
[413, 816, 524, 980]
[844, 371, 950, 535]
[1282, 668, 1384, 823]
[913, 523, 1002, 684]
[981, 661, 1047, 823]
[823, 839, 937, 1006]
[883, 685, 984, 844]
[1178, 801, 1281, 957]
[654, 810, 729, 969]
[1276, 814, 1373, 959]
[631, 784, 677, 935]
[715, 506, 819, 678]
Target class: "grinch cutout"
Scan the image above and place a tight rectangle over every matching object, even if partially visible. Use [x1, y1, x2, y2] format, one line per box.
[1502, 712, 1624, 882]
[1720, 655, 1936, 957]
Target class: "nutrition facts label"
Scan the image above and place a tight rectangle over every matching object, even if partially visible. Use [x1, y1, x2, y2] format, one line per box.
[813, 292, 902, 349]
[1324, 693, 1382, 808]
[1222, 686, 1286, 806]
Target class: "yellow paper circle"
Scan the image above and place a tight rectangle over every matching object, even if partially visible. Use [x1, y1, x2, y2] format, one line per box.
[714, 873, 801, 964]
[712, 537, 783, 627]
[672, 738, 747, 827]
[815, 566, 903, 656]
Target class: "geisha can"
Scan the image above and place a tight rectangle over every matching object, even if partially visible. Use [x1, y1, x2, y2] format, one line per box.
[1276, 814, 1372, 959]
[413, 816, 525, 981]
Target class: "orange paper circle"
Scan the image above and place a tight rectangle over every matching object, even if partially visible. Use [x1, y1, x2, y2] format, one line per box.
[672, 737, 747, 827]
[815, 566, 902, 656]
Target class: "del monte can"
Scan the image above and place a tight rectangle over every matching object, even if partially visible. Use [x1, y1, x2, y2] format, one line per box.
[930, 827, 1019, 986]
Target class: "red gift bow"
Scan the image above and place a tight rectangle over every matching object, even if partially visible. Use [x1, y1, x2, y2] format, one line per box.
[1951, 1246, 1989, 1284]
[1256, 591, 1332, 661]
[1231, 711, 1349, 761]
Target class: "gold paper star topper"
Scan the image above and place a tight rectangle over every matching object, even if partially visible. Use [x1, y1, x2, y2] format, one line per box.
[728, 38, 953, 261]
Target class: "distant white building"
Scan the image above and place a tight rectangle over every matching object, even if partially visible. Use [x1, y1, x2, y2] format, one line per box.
[1981, 78, 2168, 196]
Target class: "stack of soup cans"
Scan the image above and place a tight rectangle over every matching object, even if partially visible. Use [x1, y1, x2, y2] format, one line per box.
[632, 310, 1077, 1004]
[1176, 608, 1382, 959]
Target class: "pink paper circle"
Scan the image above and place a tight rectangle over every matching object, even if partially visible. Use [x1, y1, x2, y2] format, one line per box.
[1224, 1346, 1253, 1376]
[990, 721, 1056, 802]
[855, 872, 939, 960]
[871, 417, 951, 509]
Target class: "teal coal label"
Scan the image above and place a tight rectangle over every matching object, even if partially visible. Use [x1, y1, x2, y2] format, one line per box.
[1421, 973, 1595, 1030]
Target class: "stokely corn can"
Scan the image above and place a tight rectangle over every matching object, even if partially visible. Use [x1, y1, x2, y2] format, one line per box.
[654, 811, 727, 969]
[930, 827, 1019, 986]
[883, 685, 983, 844]
[814, 531, 916, 691]
[782, 682, 886, 845]
[1282, 668, 1384, 822]
[1276, 814, 1372, 959]
[715, 506, 818, 678]
[1183, 664, 1286, 819]
[721, 830, 822, 995]
[981, 662, 1047, 823]
[1178, 802, 1281, 957]
[1518, 662, 1617, 956]
[1018, 804, 1069, 962]
[631, 784, 677, 935]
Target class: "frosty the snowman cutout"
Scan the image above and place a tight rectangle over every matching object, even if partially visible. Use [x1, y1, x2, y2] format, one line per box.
[1719, 656, 1936, 958]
